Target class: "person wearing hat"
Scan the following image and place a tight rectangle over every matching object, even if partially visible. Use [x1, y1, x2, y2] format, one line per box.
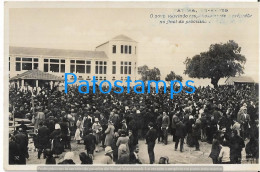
[92, 118, 102, 152]
[37, 121, 50, 159]
[145, 122, 157, 164]
[50, 124, 64, 157]
[101, 146, 114, 164]
[14, 128, 28, 164]
[58, 152, 75, 164]
[83, 129, 96, 160]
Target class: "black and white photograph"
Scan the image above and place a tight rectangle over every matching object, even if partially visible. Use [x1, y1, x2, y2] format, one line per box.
[3, 1, 260, 171]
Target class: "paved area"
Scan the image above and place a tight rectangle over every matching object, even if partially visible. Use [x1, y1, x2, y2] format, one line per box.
[26, 135, 252, 164]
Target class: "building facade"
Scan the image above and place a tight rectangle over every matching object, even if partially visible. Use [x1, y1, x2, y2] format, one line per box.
[9, 35, 138, 85]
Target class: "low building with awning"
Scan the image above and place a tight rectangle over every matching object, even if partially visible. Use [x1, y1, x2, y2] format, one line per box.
[225, 76, 256, 86]
[10, 69, 64, 89]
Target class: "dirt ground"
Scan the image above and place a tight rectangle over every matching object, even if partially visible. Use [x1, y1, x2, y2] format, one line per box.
[26, 135, 252, 165]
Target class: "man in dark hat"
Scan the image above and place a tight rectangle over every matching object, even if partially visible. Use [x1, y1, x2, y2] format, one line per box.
[145, 122, 157, 164]
[14, 128, 28, 164]
[37, 121, 50, 159]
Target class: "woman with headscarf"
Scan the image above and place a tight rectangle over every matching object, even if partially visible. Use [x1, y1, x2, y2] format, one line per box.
[50, 124, 64, 158]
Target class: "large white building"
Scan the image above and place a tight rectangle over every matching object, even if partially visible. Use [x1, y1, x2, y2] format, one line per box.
[9, 34, 138, 86]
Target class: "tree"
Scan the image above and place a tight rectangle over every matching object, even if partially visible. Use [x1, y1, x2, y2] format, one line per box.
[165, 71, 183, 82]
[184, 40, 246, 88]
[138, 65, 161, 81]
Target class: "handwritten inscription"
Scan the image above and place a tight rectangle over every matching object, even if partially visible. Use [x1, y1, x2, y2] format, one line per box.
[150, 9, 253, 25]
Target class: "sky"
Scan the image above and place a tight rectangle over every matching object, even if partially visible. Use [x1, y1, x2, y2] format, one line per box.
[9, 7, 259, 86]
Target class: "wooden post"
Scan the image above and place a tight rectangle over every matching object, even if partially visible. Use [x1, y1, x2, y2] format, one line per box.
[36, 80, 39, 87]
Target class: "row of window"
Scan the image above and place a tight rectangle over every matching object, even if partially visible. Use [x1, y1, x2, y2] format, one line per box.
[112, 45, 136, 55]
[70, 76, 130, 81]
[14, 57, 134, 75]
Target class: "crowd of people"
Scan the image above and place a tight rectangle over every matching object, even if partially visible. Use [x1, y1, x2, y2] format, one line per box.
[9, 83, 259, 165]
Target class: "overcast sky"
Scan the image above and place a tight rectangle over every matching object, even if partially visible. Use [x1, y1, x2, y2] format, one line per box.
[9, 7, 259, 86]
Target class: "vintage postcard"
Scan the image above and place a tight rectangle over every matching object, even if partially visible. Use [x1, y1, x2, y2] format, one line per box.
[3, 1, 259, 171]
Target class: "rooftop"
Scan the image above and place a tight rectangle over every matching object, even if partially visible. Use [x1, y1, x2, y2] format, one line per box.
[225, 76, 255, 83]
[9, 46, 108, 59]
[96, 34, 137, 48]
[111, 34, 136, 42]
[10, 69, 64, 81]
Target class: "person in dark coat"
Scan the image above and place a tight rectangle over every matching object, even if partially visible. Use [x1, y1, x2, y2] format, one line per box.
[83, 129, 97, 159]
[192, 119, 201, 151]
[79, 152, 93, 164]
[175, 120, 185, 152]
[208, 116, 218, 144]
[145, 122, 157, 164]
[50, 124, 64, 157]
[245, 136, 259, 163]
[209, 134, 221, 164]
[37, 122, 50, 159]
[171, 113, 179, 142]
[59, 117, 71, 150]
[111, 132, 119, 162]
[45, 149, 56, 164]
[129, 146, 142, 164]
[128, 130, 135, 154]
[230, 130, 245, 164]
[128, 118, 138, 145]
[9, 135, 19, 164]
[15, 128, 28, 164]
[156, 113, 163, 143]
[186, 116, 195, 147]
